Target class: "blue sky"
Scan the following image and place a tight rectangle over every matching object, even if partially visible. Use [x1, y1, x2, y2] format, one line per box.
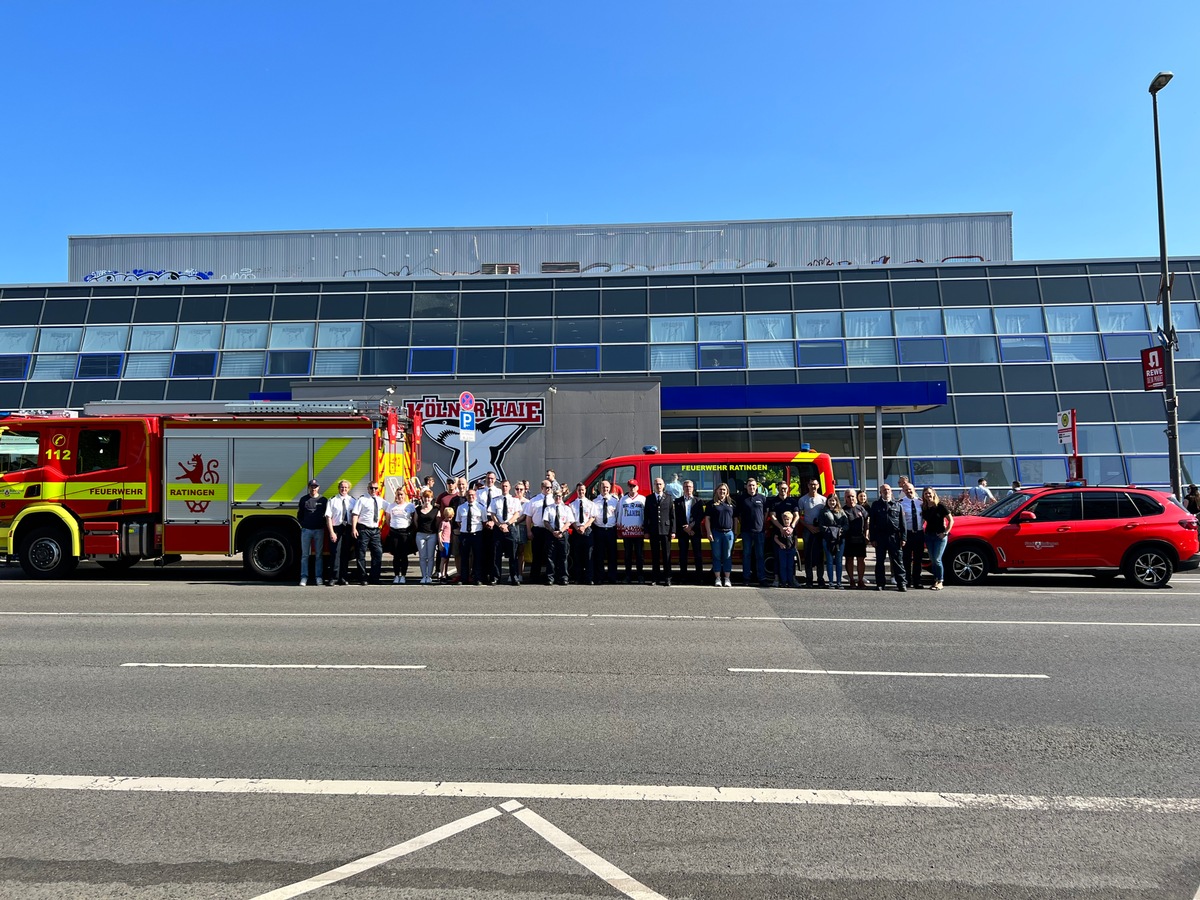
[2, 1, 1197, 284]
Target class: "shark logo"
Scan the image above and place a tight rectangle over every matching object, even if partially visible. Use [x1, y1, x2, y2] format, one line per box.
[405, 395, 544, 485]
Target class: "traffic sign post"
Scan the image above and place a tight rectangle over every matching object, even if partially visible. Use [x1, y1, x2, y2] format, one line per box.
[458, 392, 476, 483]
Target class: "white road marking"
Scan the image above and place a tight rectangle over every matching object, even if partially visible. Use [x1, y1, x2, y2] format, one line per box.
[512, 805, 669, 899]
[248, 805, 501, 899]
[2, 611, 1198, 628]
[119, 663, 426, 670]
[1, 772, 1196, 813]
[729, 668, 1049, 679]
[1029, 590, 1200, 595]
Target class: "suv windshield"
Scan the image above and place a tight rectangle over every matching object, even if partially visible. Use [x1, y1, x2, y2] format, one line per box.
[979, 492, 1030, 518]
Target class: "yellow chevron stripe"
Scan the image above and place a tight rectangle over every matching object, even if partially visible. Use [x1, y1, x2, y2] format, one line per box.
[335, 448, 372, 489]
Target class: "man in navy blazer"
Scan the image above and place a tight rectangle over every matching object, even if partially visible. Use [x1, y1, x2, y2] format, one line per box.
[644, 476, 677, 586]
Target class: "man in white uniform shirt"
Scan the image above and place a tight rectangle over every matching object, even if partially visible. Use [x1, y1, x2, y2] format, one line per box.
[525, 478, 554, 584]
[534, 486, 575, 585]
[454, 487, 487, 585]
[351, 481, 385, 585]
[488, 479, 521, 585]
[325, 479, 358, 586]
[569, 481, 596, 584]
[476, 471, 502, 585]
[591, 481, 620, 585]
[900, 480, 926, 589]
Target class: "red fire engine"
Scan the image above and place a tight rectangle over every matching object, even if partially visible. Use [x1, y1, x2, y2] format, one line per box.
[0, 402, 420, 580]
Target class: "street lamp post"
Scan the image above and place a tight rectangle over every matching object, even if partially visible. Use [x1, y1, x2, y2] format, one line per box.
[1149, 71, 1181, 498]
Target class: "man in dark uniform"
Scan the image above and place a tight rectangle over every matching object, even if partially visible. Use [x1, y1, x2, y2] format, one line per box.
[737, 477, 769, 587]
[868, 483, 907, 592]
[644, 476, 677, 586]
[673, 479, 705, 584]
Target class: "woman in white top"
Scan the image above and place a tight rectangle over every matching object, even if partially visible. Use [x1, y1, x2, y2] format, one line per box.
[386, 486, 416, 584]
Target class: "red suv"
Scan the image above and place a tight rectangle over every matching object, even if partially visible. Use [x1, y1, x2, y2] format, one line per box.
[945, 485, 1200, 588]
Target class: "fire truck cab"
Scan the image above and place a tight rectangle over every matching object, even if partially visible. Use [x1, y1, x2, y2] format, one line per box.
[0, 402, 418, 580]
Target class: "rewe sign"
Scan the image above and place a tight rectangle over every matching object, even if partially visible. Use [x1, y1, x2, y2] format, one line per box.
[1142, 346, 1166, 391]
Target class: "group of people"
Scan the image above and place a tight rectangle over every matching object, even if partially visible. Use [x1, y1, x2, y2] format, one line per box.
[294, 470, 954, 591]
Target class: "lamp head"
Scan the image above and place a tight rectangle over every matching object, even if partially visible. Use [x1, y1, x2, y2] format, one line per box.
[1150, 71, 1173, 95]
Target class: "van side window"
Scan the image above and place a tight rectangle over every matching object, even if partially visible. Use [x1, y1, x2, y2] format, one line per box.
[78, 429, 122, 474]
[0, 430, 40, 474]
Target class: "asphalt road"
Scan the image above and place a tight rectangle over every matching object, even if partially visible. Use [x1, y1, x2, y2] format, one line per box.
[1, 560, 1198, 899]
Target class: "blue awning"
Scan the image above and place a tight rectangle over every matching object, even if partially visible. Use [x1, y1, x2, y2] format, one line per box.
[660, 381, 947, 416]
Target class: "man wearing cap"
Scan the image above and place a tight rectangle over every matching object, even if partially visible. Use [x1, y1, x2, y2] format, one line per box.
[351, 481, 386, 585]
[296, 480, 328, 586]
[617, 479, 647, 584]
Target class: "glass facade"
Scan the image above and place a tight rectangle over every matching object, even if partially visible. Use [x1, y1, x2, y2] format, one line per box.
[2, 259, 1199, 488]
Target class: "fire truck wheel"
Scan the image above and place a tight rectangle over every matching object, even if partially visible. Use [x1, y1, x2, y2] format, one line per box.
[19, 526, 79, 579]
[244, 528, 295, 581]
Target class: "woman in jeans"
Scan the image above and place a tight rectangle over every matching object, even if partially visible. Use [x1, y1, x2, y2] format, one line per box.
[921, 486, 954, 590]
[413, 489, 440, 584]
[817, 493, 849, 588]
[704, 482, 736, 587]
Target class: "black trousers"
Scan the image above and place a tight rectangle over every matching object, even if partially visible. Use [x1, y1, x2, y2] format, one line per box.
[386, 529, 410, 578]
[459, 531, 482, 583]
[569, 529, 594, 583]
[356, 527, 383, 583]
[903, 529, 925, 586]
[648, 533, 672, 581]
[530, 527, 549, 582]
[545, 531, 569, 582]
[329, 524, 357, 582]
[494, 528, 519, 581]
[676, 528, 703, 581]
[623, 537, 645, 578]
[874, 536, 905, 588]
[593, 527, 619, 582]
[804, 529, 825, 585]
[482, 526, 497, 582]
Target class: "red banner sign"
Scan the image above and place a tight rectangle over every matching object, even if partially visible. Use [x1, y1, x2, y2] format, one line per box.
[1141, 346, 1165, 391]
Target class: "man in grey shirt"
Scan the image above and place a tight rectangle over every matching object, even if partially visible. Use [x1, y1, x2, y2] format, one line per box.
[798, 479, 827, 587]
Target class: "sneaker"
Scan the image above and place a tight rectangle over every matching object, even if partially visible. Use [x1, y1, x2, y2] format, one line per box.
[393, 576, 402, 584]
[722, 574, 732, 587]
[299, 578, 308, 586]
[714, 573, 722, 586]
[315, 578, 323, 585]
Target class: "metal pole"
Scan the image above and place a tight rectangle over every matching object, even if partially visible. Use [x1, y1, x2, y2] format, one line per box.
[875, 407, 884, 489]
[1151, 73, 1181, 497]
[857, 413, 866, 493]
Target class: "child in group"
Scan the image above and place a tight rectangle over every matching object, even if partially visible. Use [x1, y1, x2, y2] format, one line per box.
[773, 510, 798, 588]
[437, 506, 454, 582]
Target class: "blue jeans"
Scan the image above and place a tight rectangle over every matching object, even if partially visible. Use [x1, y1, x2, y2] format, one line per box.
[300, 528, 324, 580]
[776, 547, 797, 586]
[711, 530, 734, 574]
[741, 531, 765, 584]
[824, 539, 845, 585]
[926, 533, 948, 582]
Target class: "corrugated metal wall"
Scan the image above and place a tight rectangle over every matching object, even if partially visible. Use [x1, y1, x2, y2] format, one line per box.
[68, 213, 1013, 282]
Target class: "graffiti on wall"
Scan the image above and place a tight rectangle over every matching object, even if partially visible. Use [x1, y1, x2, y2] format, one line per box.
[83, 251, 993, 284]
[403, 394, 544, 486]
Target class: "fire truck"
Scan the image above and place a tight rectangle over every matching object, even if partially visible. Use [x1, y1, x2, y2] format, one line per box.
[0, 401, 420, 580]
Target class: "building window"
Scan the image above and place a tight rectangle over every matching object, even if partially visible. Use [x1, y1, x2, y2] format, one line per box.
[797, 340, 845, 367]
[313, 350, 360, 376]
[911, 457, 963, 486]
[219, 352, 265, 377]
[125, 353, 171, 379]
[998, 336, 1050, 362]
[176, 324, 222, 350]
[1049, 334, 1102, 362]
[697, 315, 743, 342]
[897, 337, 947, 364]
[223, 323, 269, 350]
[994, 306, 1045, 334]
[172, 351, 218, 378]
[77, 353, 125, 379]
[0, 354, 30, 380]
[650, 316, 695, 343]
[698, 343, 745, 369]
[409, 347, 455, 375]
[81, 326, 130, 352]
[553, 345, 599, 373]
[266, 350, 313, 376]
[1101, 333, 1153, 361]
[795, 311, 842, 338]
[650, 345, 695, 371]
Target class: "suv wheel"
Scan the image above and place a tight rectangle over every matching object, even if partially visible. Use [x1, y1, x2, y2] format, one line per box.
[1123, 546, 1173, 588]
[947, 544, 990, 585]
